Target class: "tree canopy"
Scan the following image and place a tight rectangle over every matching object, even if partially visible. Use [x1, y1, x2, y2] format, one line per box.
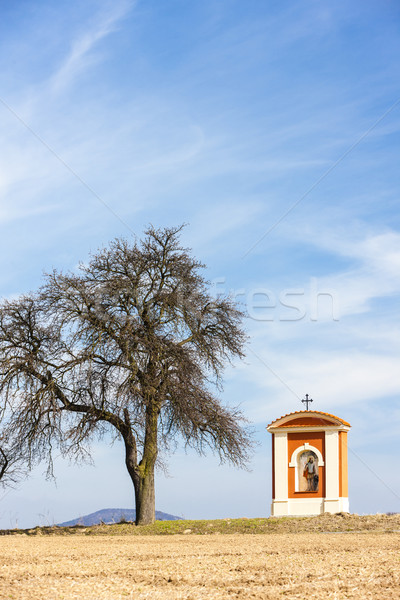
[0, 226, 252, 524]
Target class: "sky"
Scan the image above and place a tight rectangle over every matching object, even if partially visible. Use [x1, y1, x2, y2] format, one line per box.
[0, 0, 399, 528]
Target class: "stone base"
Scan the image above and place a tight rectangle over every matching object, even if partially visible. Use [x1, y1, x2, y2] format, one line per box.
[324, 497, 349, 514]
[271, 497, 349, 517]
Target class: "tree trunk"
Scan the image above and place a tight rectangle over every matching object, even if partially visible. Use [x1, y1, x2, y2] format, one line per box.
[134, 465, 156, 525]
[123, 403, 158, 526]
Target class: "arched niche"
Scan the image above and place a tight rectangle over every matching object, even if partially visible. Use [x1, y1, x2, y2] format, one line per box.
[289, 443, 324, 492]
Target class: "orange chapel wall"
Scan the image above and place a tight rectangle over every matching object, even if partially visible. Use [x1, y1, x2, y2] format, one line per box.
[339, 431, 348, 497]
[271, 436, 275, 500]
[287, 431, 325, 499]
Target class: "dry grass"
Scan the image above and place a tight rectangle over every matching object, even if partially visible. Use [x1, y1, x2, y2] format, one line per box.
[1, 516, 400, 599]
[3, 511, 400, 537]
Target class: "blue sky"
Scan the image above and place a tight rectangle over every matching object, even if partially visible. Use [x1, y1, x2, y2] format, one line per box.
[0, 0, 399, 527]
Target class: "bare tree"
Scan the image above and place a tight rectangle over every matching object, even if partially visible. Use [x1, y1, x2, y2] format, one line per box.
[0, 226, 252, 524]
[0, 429, 27, 489]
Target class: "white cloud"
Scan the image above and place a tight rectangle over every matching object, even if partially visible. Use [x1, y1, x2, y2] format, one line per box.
[49, 1, 133, 94]
[231, 227, 400, 425]
[308, 231, 400, 317]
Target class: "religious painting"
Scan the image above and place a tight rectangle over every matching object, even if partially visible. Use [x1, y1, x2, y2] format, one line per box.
[298, 450, 319, 492]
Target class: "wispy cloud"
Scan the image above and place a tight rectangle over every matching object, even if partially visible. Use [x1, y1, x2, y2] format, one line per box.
[49, 1, 133, 94]
[230, 220, 400, 429]
[297, 229, 400, 317]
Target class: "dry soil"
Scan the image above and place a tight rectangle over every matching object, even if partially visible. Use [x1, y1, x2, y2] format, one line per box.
[1, 532, 399, 599]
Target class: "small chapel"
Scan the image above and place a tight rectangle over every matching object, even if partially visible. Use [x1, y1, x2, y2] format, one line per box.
[267, 395, 350, 516]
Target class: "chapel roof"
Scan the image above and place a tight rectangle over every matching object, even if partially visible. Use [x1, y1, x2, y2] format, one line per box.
[267, 410, 350, 429]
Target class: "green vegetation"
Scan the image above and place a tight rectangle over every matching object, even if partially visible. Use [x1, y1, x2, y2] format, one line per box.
[1, 513, 399, 537]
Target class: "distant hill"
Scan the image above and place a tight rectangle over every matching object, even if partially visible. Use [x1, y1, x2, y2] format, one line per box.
[58, 508, 181, 527]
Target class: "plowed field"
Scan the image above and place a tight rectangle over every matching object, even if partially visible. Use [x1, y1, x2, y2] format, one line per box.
[1, 532, 399, 599]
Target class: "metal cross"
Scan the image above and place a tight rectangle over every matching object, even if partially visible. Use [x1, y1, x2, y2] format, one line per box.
[302, 394, 313, 411]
